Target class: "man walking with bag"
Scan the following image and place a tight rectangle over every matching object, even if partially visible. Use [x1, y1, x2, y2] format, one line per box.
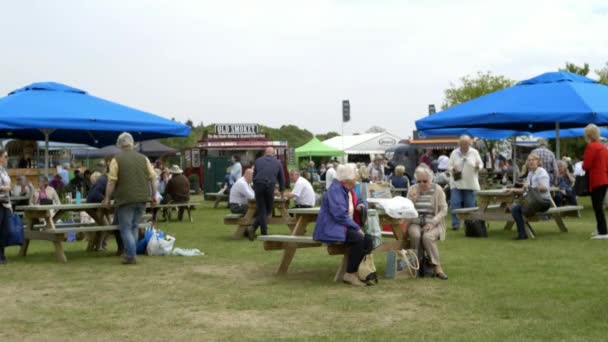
[247, 147, 285, 240]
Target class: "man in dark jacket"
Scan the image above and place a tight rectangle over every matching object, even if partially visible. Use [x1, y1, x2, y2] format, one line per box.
[247, 147, 285, 240]
[163, 165, 191, 221]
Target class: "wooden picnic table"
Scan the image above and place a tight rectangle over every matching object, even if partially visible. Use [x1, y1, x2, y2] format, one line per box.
[259, 207, 409, 280]
[16, 203, 117, 262]
[223, 197, 291, 239]
[452, 189, 582, 237]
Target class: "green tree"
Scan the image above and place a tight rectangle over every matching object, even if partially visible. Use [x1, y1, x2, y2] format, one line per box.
[316, 131, 340, 141]
[596, 62, 608, 85]
[442, 71, 515, 109]
[560, 62, 590, 76]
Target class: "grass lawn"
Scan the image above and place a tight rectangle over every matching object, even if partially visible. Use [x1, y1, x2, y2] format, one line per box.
[1, 195, 608, 341]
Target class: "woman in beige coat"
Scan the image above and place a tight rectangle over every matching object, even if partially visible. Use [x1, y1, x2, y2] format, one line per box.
[407, 165, 449, 279]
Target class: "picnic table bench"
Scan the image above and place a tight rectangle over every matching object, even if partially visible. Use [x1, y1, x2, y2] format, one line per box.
[258, 207, 409, 281]
[154, 201, 199, 222]
[205, 192, 229, 208]
[16, 203, 152, 262]
[223, 197, 291, 239]
[452, 189, 583, 238]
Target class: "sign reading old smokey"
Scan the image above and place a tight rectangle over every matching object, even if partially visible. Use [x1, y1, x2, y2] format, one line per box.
[209, 123, 265, 139]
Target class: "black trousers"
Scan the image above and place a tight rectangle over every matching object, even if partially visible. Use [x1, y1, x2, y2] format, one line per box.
[0, 206, 11, 259]
[294, 204, 312, 208]
[345, 229, 365, 273]
[591, 185, 608, 235]
[253, 182, 275, 235]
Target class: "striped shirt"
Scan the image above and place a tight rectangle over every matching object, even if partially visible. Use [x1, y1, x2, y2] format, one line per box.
[412, 187, 435, 225]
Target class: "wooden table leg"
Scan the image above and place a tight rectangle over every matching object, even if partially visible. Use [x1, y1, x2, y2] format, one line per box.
[553, 214, 568, 232]
[334, 252, 349, 282]
[53, 238, 68, 263]
[276, 216, 310, 275]
[18, 212, 36, 257]
[503, 221, 514, 230]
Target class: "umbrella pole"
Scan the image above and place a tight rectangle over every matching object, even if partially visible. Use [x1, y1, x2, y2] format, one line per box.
[41, 129, 55, 178]
[555, 122, 560, 160]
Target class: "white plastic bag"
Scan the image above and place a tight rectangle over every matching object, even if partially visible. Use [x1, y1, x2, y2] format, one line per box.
[369, 196, 418, 219]
[147, 231, 176, 256]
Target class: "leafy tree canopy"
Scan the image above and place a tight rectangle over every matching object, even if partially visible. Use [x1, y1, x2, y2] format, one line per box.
[442, 71, 515, 109]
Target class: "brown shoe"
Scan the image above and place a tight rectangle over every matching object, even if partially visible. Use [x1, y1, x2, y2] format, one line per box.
[434, 265, 448, 280]
[342, 273, 366, 287]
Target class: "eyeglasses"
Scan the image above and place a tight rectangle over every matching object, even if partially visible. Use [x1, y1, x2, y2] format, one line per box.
[417, 180, 429, 184]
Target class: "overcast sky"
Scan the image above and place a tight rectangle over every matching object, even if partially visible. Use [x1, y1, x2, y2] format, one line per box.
[1, 0, 607, 138]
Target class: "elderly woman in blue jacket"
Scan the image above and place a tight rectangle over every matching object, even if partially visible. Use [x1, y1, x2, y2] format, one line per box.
[313, 163, 368, 286]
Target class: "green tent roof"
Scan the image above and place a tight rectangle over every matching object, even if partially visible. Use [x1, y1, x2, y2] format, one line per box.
[295, 137, 345, 159]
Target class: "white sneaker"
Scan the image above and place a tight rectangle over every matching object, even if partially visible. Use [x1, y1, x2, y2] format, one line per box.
[591, 234, 608, 240]
[591, 231, 598, 237]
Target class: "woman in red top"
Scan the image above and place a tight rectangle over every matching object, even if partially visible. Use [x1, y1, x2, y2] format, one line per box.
[582, 124, 608, 239]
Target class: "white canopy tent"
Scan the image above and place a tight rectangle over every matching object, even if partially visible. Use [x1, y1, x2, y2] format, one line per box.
[323, 132, 403, 159]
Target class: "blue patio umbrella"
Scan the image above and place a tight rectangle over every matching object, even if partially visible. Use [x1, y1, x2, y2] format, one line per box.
[417, 127, 608, 139]
[416, 71, 608, 157]
[0, 82, 191, 175]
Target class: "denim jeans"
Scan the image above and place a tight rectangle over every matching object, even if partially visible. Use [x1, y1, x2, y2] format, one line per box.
[511, 204, 527, 238]
[116, 203, 146, 259]
[450, 189, 476, 228]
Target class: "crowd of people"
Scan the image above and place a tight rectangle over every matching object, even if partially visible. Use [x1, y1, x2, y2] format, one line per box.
[1, 126, 607, 285]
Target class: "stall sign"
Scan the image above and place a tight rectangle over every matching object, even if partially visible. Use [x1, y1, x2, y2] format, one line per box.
[191, 149, 200, 167]
[208, 123, 265, 139]
[286, 148, 295, 165]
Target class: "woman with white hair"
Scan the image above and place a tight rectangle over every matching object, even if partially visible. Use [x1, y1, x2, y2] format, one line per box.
[313, 163, 368, 286]
[407, 165, 449, 279]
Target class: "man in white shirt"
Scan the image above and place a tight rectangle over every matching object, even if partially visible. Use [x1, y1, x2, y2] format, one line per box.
[229, 168, 255, 214]
[448, 135, 483, 230]
[325, 161, 337, 190]
[285, 169, 316, 208]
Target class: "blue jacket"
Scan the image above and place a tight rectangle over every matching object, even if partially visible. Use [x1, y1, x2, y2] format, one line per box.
[313, 180, 366, 243]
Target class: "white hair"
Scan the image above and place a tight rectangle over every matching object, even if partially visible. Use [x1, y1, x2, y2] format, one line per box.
[336, 163, 357, 181]
[414, 165, 434, 180]
[116, 132, 134, 149]
[459, 135, 472, 143]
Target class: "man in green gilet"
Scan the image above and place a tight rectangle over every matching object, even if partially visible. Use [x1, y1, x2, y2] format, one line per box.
[104, 132, 157, 264]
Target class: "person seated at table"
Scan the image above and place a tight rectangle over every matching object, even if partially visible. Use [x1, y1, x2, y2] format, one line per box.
[509, 153, 552, 240]
[162, 165, 191, 221]
[389, 165, 410, 196]
[32, 176, 61, 205]
[87, 171, 124, 253]
[407, 165, 449, 280]
[87, 171, 107, 203]
[229, 168, 255, 214]
[502, 159, 520, 185]
[49, 174, 65, 192]
[313, 163, 368, 287]
[12, 176, 34, 205]
[554, 160, 577, 206]
[68, 169, 87, 194]
[284, 169, 316, 208]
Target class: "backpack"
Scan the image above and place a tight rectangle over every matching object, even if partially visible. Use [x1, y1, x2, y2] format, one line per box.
[464, 220, 488, 238]
[358, 254, 378, 285]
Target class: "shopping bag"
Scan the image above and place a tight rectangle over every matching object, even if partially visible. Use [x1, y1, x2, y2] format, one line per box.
[6, 213, 24, 246]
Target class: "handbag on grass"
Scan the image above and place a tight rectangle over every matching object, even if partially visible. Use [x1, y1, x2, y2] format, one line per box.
[358, 254, 378, 285]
